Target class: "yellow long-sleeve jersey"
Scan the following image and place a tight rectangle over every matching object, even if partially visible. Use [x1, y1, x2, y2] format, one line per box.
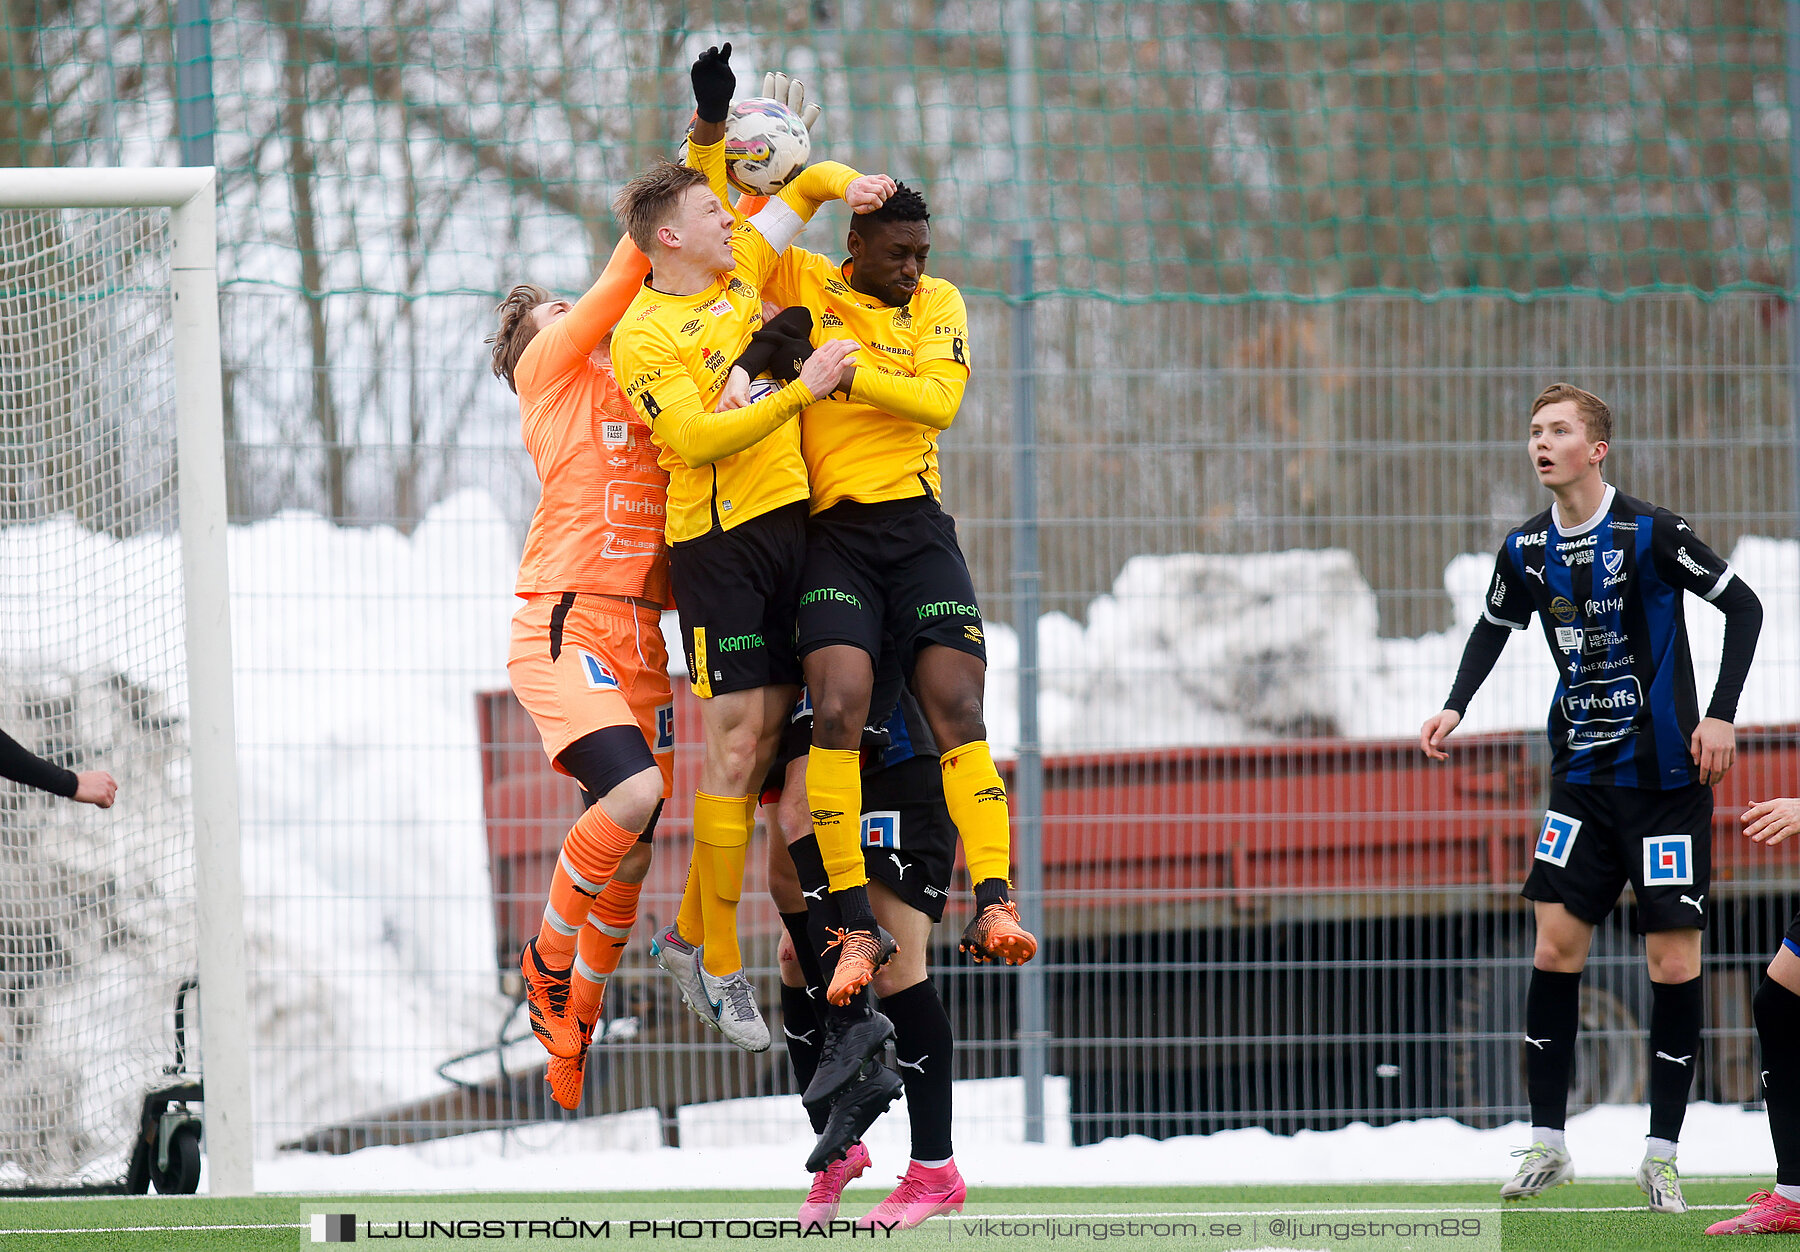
[764, 251, 970, 514]
[611, 150, 858, 543]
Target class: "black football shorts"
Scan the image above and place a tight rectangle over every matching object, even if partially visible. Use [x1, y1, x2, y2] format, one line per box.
[670, 502, 807, 698]
[797, 497, 987, 674]
[1522, 778, 1714, 933]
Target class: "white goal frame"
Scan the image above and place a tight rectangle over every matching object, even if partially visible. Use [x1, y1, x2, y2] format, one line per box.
[0, 167, 252, 1195]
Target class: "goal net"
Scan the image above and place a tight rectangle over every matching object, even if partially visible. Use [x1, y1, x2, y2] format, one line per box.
[0, 172, 249, 1194]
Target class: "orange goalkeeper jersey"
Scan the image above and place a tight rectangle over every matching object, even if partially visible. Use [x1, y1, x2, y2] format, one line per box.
[763, 252, 970, 513]
[513, 237, 672, 604]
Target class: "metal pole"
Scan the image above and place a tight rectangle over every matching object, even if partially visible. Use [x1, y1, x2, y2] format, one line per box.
[1005, 0, 1047, 1149]
[1788, 0, 1800, 541]
[1009, 239, 1048, 1144]
[176, 0, 215, 169]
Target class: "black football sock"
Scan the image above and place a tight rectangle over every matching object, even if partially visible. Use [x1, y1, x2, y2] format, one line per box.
[791, 835, 870, 1019]
[879, 979, 954, 1162]
[974, 878, 1010, 911]
[780, 980, 828, 1134]
[780, 909, 827, 997]
[1647, 975, 1702, 1144]
[1755, 975, 1800, 1185]
[833, 883, 876, 931]
[790, 835, 848, 984]
[1525, 968, 1582, 1132]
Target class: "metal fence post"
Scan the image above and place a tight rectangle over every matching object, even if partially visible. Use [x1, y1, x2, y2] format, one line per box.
[1010, 238, 1048, 1144]
[176, 0, 215, 169]
[1788, 0, 1800, 539]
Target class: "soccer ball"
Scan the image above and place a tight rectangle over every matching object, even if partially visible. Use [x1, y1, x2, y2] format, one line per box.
[723, 98, 811, 196]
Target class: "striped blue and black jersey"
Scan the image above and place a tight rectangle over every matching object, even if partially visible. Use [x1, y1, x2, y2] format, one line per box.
[1483, 484, 1738, 788]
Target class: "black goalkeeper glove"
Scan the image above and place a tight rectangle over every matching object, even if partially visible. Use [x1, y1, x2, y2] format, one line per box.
[730, 307, 816, 381]
[690, 42, 735, 124]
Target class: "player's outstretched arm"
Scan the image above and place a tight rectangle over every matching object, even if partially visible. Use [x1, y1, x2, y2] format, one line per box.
[844, 357, 966, 429]
[557, 236, 653, 357]
[621, 331, 857, 466]
[0, 724, 115, 805]
[1745, 798, 1800, 845]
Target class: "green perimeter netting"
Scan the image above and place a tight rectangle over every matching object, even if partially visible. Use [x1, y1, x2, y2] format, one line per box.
[5, 0, 1791, 301]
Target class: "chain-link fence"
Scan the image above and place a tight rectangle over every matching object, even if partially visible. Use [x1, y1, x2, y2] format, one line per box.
[7, 0, 1800, 1170]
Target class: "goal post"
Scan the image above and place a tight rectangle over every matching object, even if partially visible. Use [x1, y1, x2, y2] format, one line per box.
[0, 167, 251, 1195]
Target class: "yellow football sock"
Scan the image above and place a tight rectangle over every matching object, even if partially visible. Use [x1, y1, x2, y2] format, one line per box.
[693, 791, 752, 975]
[676, 857, 704, 948]
[806, 745, 868, 892]
[941, 740, 1013, 887]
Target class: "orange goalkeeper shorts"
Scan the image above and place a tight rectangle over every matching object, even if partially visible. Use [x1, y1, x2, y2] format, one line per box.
[508, 593, 674, 797]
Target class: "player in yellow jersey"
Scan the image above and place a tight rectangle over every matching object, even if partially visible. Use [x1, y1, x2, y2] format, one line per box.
[747, 184, 1038, 1010]
[610, 47, 893, 1052]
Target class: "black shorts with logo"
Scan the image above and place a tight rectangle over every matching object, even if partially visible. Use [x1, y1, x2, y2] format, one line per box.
[859, 754, 956, 922]
[670, 502, 807, 698]
[797, 497, 987, 674]
[1522, 778, 1714, 933]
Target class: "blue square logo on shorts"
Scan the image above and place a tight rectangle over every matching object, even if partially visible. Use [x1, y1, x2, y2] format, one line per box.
[655, 702, 675, 752]
[577, 650, 619, 690]
[1644, 835, 1694, 886]
[862, 811, 900, 850]
[1535, 811, 1581, 866]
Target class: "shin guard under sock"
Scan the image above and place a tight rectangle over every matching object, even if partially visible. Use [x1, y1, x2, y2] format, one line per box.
[940, 740, 1012, 887]
[879, 979, 955, 1162]
[537, 803, 640, 964]
[693, 792, 752, 975]
[780, 980, 828, 1134]
[1524, 968, 1583, 1132]
[1648, 975, 1703, 1143]
[806, 746, 868, 892]
[1756, 975, 1800, 1185]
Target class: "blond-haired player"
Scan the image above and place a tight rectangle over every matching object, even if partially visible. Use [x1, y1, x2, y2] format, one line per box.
[610, 47, 892, 1051]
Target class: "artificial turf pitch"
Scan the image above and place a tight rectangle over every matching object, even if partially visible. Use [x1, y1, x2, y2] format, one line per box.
[0, 1182, 1783, 1250]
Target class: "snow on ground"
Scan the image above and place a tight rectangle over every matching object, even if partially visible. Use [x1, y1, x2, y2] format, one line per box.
[254, 1091, 1780, 1192]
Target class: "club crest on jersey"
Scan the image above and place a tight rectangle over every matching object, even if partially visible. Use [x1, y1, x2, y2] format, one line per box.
[577, 651, 619, 690]
[1645, 835, 1694, 885]
[1535, 811, 1580, 867]
[862, 811, 900, 850]
[1602, 548, 1624, 577]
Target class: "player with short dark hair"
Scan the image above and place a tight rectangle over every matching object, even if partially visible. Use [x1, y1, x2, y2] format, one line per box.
[733, 181, 1033, 1024]
[1421, 382, 1763, 1214]
[610, 46, 893, 1052]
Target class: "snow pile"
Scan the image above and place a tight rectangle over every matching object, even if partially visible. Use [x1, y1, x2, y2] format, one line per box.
[979, 539, 1797, 756]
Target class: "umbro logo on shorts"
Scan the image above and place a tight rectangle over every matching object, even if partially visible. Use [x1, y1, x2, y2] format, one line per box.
[810, 809, 843, 823]
[974, 786, 1006, 803]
